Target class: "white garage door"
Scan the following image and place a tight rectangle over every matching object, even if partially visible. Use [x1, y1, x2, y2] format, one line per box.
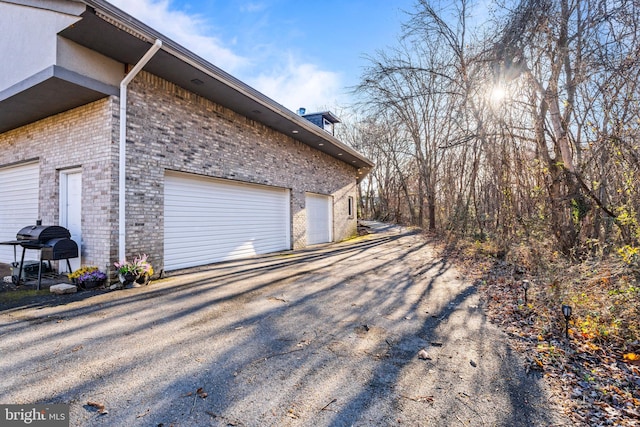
[306, 193, 333, 245]
[0, 162, 39, 264]
[164, 172, 291, 270]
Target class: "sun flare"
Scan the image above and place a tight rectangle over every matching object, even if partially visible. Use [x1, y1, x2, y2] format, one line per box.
[489, 85, 507, 104]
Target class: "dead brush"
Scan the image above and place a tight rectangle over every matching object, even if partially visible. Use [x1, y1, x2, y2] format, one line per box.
[450, 236, 640, 425]
[442, 234, 639, 348]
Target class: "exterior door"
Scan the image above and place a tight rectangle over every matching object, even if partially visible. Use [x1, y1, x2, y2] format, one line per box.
[306, 193, 333, 245]
[59, 169, 82, 272]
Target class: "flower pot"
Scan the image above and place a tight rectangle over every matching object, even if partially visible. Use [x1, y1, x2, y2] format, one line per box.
[80, 279, 104, 289]
[117, 272, 137, 288]
[135, 273, 151, 286]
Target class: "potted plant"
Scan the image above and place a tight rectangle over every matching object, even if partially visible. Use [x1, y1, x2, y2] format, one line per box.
[68, 266, 107, 289]
[114, 254, 154, 288]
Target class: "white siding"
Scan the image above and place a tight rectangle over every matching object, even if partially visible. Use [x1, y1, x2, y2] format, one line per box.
[164, 172, 291, 270]
[306, 193, 333, 245]
[0, 162, 39, 264]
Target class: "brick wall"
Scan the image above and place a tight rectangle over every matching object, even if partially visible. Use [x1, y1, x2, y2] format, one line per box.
[0, 99, 116, 274]
[0, 71, 359, 275]
[124, 72, 358, 271]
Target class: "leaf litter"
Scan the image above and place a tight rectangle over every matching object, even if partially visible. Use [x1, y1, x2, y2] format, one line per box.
[453, 251, 640, 426]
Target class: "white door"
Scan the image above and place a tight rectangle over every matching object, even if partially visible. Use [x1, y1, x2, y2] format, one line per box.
[59, 170, 82, 272]
[306, 193, 333, 245]
[0, 162, 39, 265]
[164, 172, 291, 270]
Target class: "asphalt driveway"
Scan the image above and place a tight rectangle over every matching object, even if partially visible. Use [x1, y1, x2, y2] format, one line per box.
[0, 223, 566, 426]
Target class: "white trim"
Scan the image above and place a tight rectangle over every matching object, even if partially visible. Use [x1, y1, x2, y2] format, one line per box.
[59, 168, 82, 272]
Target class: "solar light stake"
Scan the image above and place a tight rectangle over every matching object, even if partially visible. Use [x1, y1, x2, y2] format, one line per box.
[522, 280, 530, 305]
[562, 304, 572, 339]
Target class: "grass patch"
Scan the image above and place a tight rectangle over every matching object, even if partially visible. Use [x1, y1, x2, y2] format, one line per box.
[0, 289, 49, 302]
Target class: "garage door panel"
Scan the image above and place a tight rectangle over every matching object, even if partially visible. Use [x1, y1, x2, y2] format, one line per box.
[0, 162, 39, 264]
[165, 217, 285, 229]
[164, 173, 290, 270]
[165, 231, 289, 246]
[166, 242, 286, 267]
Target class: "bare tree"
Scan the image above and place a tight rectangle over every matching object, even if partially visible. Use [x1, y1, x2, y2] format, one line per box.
[489, 0, 640, 252]
[351, 0, 640, 255]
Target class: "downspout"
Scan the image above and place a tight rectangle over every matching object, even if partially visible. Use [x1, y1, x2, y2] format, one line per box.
[118, 39, 162, 262]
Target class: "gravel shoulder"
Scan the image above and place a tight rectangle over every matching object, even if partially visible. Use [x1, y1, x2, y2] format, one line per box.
[0, 224, 569, 426]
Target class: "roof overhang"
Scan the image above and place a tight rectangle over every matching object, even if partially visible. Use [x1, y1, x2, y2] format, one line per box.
[303, 111, 342, 124]
[0, 0, 374, 179]
[0, 65, 117, 133]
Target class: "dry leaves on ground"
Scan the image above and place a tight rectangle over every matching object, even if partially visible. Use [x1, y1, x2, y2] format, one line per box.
[476, 264, 640, 427]
[440, 239, 640, 427]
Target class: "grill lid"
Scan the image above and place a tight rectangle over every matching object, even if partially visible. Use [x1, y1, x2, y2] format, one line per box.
[40, 238, 79, 260]
[16, 225, 71, 242]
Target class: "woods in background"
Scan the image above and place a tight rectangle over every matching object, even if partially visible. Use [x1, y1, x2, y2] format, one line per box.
[345, 0, 640, 260]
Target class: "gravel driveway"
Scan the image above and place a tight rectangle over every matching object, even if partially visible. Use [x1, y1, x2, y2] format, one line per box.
[0, 223, 567, 426]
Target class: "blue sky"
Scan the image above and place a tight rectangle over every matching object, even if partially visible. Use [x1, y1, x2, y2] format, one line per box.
[109, 0, 416, 113]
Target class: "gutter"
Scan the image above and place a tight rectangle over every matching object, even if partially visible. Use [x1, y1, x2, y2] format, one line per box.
[118, 39, 162, 263]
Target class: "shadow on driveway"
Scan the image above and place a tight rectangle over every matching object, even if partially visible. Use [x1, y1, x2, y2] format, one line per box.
[0, 224, 566, 426]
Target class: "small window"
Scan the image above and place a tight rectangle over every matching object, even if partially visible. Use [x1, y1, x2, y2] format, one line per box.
[348, 196, 354, 218]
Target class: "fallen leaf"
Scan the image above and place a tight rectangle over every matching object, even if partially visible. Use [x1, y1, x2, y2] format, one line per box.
[585, 342, 600, 351]
[87, 401, 108, 415]
[400, 394, 434, 403]
[622, 408, 640, 418]
[418, 349, 431, 360]
[623, 353, 640, 364]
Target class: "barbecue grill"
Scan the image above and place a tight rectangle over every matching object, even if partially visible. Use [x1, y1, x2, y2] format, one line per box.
[1, 224, 78, 290]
